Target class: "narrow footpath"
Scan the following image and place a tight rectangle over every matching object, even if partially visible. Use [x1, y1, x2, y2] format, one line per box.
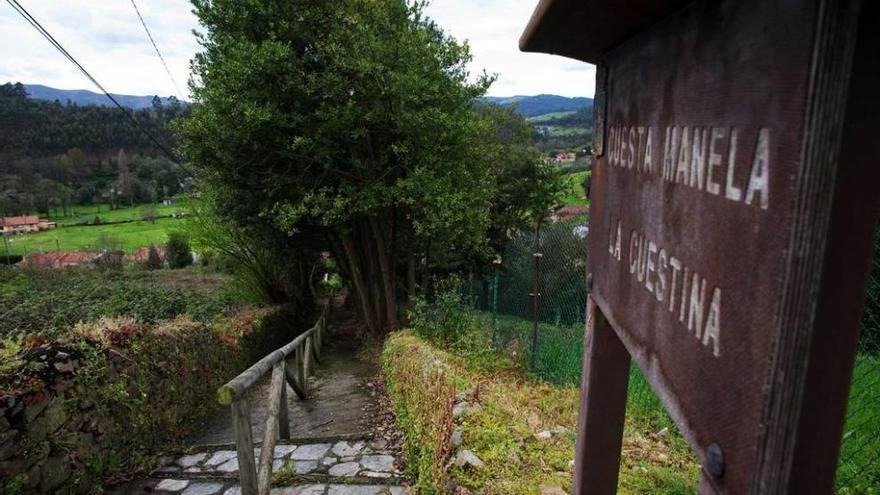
[110, 305, 408, 495]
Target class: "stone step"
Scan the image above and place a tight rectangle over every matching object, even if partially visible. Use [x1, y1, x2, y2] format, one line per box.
[155, 440, 403, 482]
[117, 479, 407, 495]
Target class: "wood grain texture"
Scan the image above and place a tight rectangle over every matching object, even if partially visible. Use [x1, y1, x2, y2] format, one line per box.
[279, 360, 291, 440]
[752, 0, 872, 492]
[256, 362, 285, 495]
[571, 297, 631, 495]
[232, 399, 258, 495]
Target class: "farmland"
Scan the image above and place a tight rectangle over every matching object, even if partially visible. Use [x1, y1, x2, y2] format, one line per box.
[45, 200, 192, 226]
[3, 200, 194, 256]
[4, 216, 185, 255]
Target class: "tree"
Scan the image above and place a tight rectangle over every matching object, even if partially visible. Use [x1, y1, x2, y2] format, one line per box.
[180, 0, 559, 332]
[165, 232, 193, 269]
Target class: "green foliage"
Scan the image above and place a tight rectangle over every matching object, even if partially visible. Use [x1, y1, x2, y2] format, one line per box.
[0, 82, 189, 218]
[383, 331, 456, 493]
[383, 331, 700, 495]
[178, 0, 561, 330]
[0, 267, 240, 339]
[145, 245, 162, 270]
[3, 216, 185, 256]
[0, 307, 292, 489]
[165, 232, 193, 269]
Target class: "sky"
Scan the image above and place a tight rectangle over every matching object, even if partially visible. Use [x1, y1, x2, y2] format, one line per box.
[0, 0, 595, 100]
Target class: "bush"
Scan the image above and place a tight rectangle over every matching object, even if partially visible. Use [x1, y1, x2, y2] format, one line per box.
[383, 332, 456, 493]
[165, 232, 193, 269]
[145, 245, 162, 270]
[0, 307, 295, 492]
[0, 268, 241, 339]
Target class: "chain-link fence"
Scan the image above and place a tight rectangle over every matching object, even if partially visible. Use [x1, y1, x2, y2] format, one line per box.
[836, 228, 880, 492]
[463, 218, 880, 491]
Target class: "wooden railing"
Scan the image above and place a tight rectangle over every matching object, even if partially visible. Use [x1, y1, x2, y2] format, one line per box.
[216, 306, 328, 495]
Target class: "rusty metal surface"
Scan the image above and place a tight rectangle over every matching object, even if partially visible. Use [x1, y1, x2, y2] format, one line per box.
[586, 0, 819, 492]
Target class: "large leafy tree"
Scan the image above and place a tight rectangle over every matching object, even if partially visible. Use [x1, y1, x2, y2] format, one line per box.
[180, 0, 558, 332]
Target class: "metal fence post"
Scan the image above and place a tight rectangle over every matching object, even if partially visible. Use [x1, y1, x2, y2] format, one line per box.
[531, 220, 543, 371]
[492, 257, 501, 346]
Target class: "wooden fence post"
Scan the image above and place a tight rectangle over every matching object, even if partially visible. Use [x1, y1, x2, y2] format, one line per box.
[232, 399, 258, 495]
[572, 297, 631, 495]
[279, 360, 290, 440]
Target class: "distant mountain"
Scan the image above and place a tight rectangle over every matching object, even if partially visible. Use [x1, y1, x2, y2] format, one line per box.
[22, 84, 182, 110]
[481, 94, 593, 117]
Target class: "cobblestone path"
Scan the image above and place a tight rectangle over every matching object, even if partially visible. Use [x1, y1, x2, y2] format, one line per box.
[109, 307, 408, 494]
[114, 440, 407, 494]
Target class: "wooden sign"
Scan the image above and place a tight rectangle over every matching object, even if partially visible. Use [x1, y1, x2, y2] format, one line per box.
[522, 0, 879, 493]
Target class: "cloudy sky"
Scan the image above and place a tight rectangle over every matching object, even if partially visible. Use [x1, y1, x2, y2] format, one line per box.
[0, 0, 595, 100]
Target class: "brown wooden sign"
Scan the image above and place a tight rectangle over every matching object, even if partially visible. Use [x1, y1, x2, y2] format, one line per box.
[522, 0, 879, 493]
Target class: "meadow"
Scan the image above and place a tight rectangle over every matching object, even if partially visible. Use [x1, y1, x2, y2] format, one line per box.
[4, 200, 193, 256]
[45, 200, 192, 226]
[559, 170, 589, 207]
[482, 310, 879, 493]
[4, 216, 185, 255]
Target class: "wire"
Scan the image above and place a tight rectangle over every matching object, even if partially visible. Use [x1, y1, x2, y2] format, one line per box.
[5, 0, 182, 165]
[129, 0, 185, 101]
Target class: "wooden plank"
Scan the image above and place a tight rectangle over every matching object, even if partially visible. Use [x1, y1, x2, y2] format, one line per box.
[257, 361, 285, 495]
[279, 361, 291, 440]
[285, 355, 307, 400]
[217, 326, 316, 405]
[303, 336, 312, 395]
[571, 297, 631, 495]
[232, 399, 258, 495]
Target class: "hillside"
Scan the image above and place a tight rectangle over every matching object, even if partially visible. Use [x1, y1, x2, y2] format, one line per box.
[482, 94, 592, 117]
[23, 83, 183, 109]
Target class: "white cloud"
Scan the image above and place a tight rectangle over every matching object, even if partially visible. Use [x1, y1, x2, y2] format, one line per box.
[423, 0, 595, 97]
[0, 0, 594, 99]
[0, 0, 199, 99]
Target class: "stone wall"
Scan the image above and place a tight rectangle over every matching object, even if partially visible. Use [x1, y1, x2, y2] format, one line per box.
[0, 308, 296, 494]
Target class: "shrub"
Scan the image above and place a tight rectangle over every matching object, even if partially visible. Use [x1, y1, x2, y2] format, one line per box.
[165, 232, 193, 269]
[0, 307, 295, 492]
[145, 245, 162, 270]
[383, 332, 456, 493]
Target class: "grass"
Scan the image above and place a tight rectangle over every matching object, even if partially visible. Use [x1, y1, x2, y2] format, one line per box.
[45, 200, 193, 226]
[384, 331, 700, 494]
[527, 111, 576, 123]
[482, 310, 880, 493]
[538, 126, 590, 138]
[558, 170, 589, 207]
[3, 216, 185, 255]
[836, 354, 880, 493]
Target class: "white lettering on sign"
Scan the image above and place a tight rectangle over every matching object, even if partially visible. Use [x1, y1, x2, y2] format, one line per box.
[607, 125, 771, 210]
[608, 217, 723, 357]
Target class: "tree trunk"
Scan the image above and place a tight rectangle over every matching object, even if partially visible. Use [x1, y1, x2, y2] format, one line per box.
[369, 214, 399, 330]
[339, 231, 378, 333]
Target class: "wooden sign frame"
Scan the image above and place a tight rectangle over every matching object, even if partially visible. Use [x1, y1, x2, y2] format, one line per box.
[522, 0, 879, 493]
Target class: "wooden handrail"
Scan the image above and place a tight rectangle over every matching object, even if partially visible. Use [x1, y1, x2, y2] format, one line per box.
[217, 306, 329, 495]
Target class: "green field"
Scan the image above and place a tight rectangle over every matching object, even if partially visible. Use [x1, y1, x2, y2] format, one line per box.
[3, 216, 186, 255]
[527, 111, 576, 123]
[545, 126, 589, 137]
[559, 170, 589, 207]
[46, 200, 192, 226]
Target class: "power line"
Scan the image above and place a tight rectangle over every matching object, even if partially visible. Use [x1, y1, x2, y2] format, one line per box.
[5, 0, 182, 164]
[129, 0, 185, 101]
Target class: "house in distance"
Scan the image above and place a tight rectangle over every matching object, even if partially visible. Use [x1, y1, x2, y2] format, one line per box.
[0, 215, 56, 234]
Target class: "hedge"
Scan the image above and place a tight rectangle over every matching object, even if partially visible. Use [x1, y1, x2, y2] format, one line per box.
[0, 306, 297, 494]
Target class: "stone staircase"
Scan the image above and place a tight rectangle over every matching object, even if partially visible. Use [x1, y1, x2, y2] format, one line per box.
[112, 439, 408, 495]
